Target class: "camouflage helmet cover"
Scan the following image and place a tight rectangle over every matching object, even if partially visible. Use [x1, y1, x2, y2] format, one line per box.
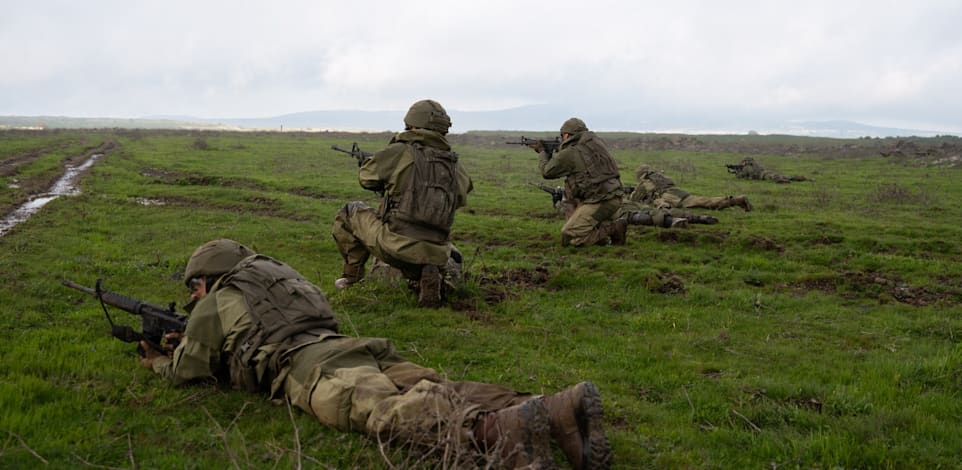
[403, 99, 452, 133]
[560, 117, 588, 135]
[184, 239, 256, 286]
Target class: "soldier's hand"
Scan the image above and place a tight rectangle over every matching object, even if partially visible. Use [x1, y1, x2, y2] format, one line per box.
[140, 340, 164, 368]
[527, 140, 545, 153]
[161, 332, 182, 356]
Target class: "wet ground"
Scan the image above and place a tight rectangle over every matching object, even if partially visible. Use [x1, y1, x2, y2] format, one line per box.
[0, 153, 101, 237]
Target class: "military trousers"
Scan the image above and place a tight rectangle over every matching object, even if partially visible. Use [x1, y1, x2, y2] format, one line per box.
[282, 336, 532, 446]
[332, 201, 450, 280]
[561, 197, 622, 246]
[657, 193, 733, 210]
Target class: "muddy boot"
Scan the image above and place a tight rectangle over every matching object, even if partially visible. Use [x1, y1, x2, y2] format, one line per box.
[540, 382, 612, 470]
[417, 264, 443, 308]
[626, 212, 654, 226]
[442, 247, 464, 291]
[732, 195, 753, 211]
[689, 214, 719, 225]
[334, 263, 365, 290]
[609, 218, 628, 245]
[474, 400, 557, 469]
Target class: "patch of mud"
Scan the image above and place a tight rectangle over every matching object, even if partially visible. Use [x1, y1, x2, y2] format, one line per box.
[123, 195, 313, 221]
[647, 272, 686, 294]
[449, 265, 551, 313]
[1, 153, 102, 237]
[743, 236, 784, 252]
[781, 270, 962, 306]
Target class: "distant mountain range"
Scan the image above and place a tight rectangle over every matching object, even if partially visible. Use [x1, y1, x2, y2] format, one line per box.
[2, 105, 954, 138]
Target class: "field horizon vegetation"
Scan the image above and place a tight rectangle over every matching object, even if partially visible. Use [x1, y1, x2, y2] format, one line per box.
[2, 128, 962, 468]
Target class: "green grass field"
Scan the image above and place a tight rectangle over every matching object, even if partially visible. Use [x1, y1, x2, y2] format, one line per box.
[1, 129, 961, 469]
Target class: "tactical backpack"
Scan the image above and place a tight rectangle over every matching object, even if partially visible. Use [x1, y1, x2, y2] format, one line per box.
[388, 143, 461, 244]
[221, 255, 339, 392]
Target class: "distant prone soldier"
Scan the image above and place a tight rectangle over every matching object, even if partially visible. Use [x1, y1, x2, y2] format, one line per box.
[633, 164, 753, 211]
[727, 157, 811, 183]
[530, 182, 719, 228]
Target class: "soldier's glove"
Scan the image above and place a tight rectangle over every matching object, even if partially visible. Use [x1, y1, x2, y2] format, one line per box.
[528, 140, 545, 153]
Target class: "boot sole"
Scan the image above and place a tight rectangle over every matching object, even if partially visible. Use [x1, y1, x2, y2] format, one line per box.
[578, 382, 613, 469]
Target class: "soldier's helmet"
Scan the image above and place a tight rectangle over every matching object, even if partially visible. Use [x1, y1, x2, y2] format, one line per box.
[560, 117, 588, 135]
[635, 164, 652, 181]
[741, 157, 755, 164]
[404, 99, 452, 134]
[184, 239, 256, 286]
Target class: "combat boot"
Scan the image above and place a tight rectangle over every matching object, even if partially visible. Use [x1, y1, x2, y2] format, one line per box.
[473, 400, 558, 469]
[417, 264, 443, 308]
[732, 195, 753, 211]
[540, 382, 612, 470]
[689, 214, 719, 225]
[609, 218, 628, 245]
[334, 263, 365, 290]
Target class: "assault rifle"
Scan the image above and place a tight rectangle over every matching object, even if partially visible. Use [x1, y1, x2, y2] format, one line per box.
[506, 136, 562, 157]
[725, 163, 744, 174]
[528, 182, 564, 205]
[62, 279, 187, 357]
[331, 142, 374, 167]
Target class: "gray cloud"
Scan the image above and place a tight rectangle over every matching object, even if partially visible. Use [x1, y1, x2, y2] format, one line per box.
[3, 0, 961, 133]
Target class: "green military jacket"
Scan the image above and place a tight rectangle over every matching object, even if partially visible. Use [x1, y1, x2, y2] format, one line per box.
[539, 131, 623, 204]
[357, 129, 473, 265]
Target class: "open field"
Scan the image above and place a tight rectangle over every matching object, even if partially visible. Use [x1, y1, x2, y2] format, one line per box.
[2, 129, 962, 468]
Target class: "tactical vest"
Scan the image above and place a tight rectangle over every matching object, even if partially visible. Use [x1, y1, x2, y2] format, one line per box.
[567, 132, 623, 202]
[220, 255, 339, 392]
[388, 143, 460, 244]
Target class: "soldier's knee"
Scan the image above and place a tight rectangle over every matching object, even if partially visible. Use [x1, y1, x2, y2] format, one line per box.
[337, 201, 370, 220]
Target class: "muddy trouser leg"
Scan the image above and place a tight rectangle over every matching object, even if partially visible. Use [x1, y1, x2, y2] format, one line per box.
[284, 337, 450, 436]
[562, 198, 621, 247]
[680, 195, 735, 210]
[332, 202, 381, 279]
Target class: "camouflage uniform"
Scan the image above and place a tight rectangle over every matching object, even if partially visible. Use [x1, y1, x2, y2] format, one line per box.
[617, 198, 719, 227]
[634, 165, 752, 211]
[151, 243, 533, 456]
[539, 118, 626, 246]
[331, 100, 472, 306]
[148, 239, 612, 468]
[733, 157, 810, 183]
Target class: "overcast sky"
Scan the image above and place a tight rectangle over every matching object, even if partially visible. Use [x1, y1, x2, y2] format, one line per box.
[3, 0, 961, 133]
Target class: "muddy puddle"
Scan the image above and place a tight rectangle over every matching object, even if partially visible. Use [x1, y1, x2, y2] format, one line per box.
[0, 154, 102, 237]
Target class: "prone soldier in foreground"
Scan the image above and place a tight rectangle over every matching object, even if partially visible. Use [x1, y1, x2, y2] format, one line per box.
[138, 239, 612, 469]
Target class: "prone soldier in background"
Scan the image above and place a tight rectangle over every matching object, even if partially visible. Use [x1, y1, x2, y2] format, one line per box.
[728, 157, 811, 183]
[633, 164, 753, 211]
[530, 182, 718, 228]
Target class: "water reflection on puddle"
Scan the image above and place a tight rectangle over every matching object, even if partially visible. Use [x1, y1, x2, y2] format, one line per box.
[0, 154, 102, 237]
